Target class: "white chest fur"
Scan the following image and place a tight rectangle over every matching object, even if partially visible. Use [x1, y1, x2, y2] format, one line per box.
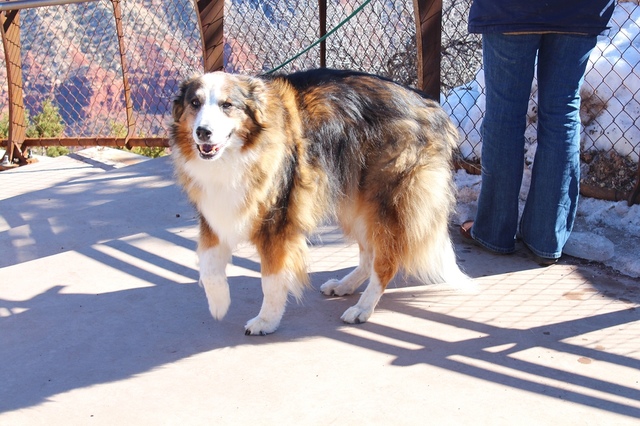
[184, 156, 253, 248]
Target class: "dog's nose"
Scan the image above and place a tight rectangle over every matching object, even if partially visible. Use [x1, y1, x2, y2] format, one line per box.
[196, 126, 212, 142]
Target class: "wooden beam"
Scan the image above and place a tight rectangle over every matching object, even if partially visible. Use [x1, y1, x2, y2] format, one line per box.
[195, 0, 224, 72]
[413, 0, 442, 100]
[1, 9, 27, 163]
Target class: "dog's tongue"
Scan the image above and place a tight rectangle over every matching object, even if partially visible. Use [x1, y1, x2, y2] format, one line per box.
[200, 144, 215, 154]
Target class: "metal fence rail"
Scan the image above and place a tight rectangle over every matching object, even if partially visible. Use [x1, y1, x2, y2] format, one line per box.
[1, 0, 639, 204]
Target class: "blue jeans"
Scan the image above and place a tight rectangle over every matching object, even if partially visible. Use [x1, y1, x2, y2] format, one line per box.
[472, 33, 597, 259]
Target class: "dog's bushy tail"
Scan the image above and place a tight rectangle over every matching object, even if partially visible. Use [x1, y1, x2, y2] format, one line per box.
[396, 119, 472, 291]
[399, 165, 469, 285]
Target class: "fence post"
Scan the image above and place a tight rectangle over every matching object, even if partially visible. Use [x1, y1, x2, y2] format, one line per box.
[0, 9, 27, 165]
[319, 0, 326, 68]
[413, 0, 442, 101]
[629, 167, 640, 206]
[195, 0, 224, 72]
[110, 0, 134, 148]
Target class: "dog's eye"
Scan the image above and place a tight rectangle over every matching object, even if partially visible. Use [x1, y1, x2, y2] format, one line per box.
[190, 98, 201, 108]
[221, 102, 233, 111]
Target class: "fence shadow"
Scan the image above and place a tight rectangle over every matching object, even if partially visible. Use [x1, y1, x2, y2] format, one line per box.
[1, 156, 639, 419]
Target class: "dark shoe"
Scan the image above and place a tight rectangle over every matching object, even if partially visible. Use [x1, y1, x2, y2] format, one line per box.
[532, 254, 559, 267]
[523, 243, 559, 266]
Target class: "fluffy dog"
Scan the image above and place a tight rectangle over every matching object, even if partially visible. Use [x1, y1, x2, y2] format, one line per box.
[170, 68, 467, 335]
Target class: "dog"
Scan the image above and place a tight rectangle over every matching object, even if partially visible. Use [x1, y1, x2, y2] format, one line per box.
[170, 68, 467, 335]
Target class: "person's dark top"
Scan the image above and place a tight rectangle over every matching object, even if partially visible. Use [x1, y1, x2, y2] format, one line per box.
[468, 0, 616, 35]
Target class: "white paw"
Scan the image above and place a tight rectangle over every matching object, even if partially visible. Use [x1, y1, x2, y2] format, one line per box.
[244, 316, 280, 336]
[340, 305, 373, 324]
[320, 279, 354, 296]
[200, 276, 230, 320]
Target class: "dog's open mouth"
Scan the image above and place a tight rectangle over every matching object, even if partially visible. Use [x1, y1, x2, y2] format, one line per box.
[196, 143, 220, 160]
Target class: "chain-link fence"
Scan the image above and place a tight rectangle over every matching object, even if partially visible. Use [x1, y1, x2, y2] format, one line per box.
[441, 0, 640, 201]
[0, 0, 418, 148]
[225, 0, 417, 85]
[0, 0, 202, 144]
[1, 0, 638, 201]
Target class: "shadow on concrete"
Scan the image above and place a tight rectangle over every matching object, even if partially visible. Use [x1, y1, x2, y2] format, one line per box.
[0, 157, 193, 269]
[2, 248, 639, 417]
[1, 157, 639, 419]
[350, 293, 640, 418]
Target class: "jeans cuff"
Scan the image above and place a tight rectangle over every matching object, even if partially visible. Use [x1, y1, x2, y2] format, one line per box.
[470, 231, 516, 255]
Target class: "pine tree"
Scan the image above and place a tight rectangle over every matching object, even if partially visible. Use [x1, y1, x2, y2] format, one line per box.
[31, 99, 65, 138]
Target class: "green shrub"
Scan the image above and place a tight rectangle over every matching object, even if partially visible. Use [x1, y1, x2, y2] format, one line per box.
[0, 110, 35, 138]
[45, 146, 70, 157]
[2, 102, 66, 158]
[110, 120, 167, 158]
[31, 100, 64, 138]
[128, 146, 167, 158]
[0, 114, 8, 138]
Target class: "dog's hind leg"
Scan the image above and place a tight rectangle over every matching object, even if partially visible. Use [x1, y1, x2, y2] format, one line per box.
[320, 243, 372, 296]
[340, 253, 398, 324]
[198, 218, 232, 320]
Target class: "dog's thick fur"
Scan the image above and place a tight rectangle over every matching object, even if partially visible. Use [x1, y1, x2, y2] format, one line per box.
[171, 68, 467, 335]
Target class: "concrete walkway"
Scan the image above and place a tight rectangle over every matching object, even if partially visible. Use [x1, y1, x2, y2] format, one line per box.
[1, 152, 639, 425]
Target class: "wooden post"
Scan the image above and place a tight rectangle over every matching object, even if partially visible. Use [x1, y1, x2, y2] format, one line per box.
[1, 8, 27, 164]
[629, 166, 640, 206]
[194, 0, 224, 72]
[319, 0, 326, 68]
[413, 0, 442, 101]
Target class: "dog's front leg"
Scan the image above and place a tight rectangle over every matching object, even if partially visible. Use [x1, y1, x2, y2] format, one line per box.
[245, 234, 308, 335]
[198, 218, 232, 320]
[244, 272, 291, 335]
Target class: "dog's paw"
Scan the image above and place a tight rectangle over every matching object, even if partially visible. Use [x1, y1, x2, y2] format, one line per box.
[340, 305, 373, 324]
[244, 316, 280, 336]
[320, 279, 354, 297]
[200, 277, 230, 320]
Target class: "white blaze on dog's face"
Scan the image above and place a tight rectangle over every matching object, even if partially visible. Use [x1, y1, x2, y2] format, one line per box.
[175, 72, 265, 162]
[191, 73, 236, 160]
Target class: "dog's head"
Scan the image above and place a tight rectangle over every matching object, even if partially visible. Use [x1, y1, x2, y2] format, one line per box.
[171, 72, 267, 161]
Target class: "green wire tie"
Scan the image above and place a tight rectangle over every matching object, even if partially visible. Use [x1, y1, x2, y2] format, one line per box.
[262, 0, 374, 75]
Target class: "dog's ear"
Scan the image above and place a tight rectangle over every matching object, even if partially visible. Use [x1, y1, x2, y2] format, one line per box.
[244, 77, 268, 127]
[172, 79, 192, 122]
[172, 87, 185, 122]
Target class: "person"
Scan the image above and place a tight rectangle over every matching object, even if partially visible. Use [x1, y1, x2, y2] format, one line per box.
[460, 0, 616, 265]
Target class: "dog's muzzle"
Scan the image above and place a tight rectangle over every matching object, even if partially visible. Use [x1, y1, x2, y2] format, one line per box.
[195, 126, 220, 160]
